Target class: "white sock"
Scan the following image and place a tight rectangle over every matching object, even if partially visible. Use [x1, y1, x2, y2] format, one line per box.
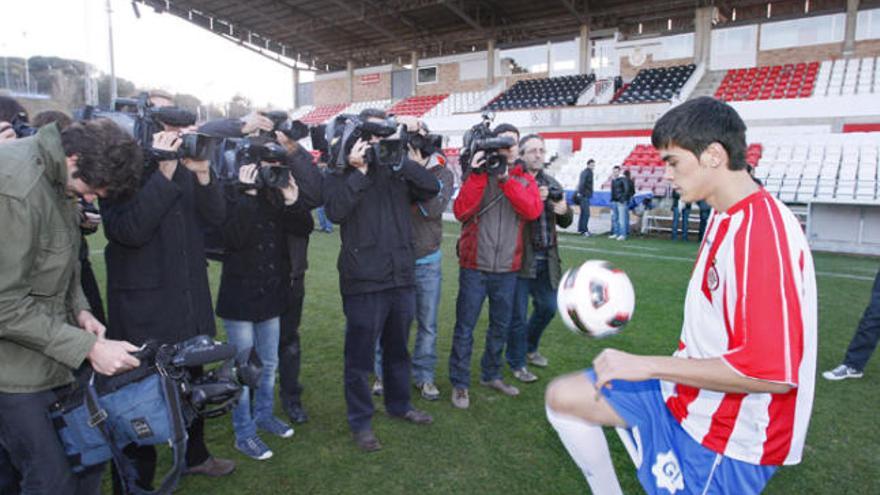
[546, 405, 624, 495]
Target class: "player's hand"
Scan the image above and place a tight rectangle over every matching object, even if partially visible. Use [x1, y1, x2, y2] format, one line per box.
[241, 112, 274, 135]
[348, 138, 369, 174]
[0, 122, 15, 142]
[88, 339, 141, 376]
[593, 349, 654, 391]
[77, 310, 105, 339]
[238, 163, 259, 196]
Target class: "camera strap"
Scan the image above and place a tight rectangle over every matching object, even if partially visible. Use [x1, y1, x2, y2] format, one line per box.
[84, 372, 189, 495]
[461, 192, 505, 228]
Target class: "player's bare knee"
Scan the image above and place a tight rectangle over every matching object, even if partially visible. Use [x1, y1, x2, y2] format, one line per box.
[546, 374, 594, 417]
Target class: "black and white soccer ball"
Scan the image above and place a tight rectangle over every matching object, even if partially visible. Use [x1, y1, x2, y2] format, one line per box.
[557, 260, 635, 338]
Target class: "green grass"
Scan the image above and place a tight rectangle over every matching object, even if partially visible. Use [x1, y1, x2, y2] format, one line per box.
[87, 222, 880, 494]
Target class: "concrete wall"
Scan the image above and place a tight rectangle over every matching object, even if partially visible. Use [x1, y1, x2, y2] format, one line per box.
[416, 62, 486, 96]
[313, 76, 347, 106]
[352, 71, 392, 102]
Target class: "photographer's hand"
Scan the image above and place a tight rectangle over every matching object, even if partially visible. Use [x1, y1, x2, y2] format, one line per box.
[397, 115, 420, 133]
[552, 199, 568, 215]
[0, 122, 15, 142]
[275, 131, 299, 154]
[152, 131, 182, 180]
[349, 138, 369, 174]
[408, 146, 428, 167]
[88, 339, 141, 376]
[241, 112, 274, 135]
[238, 163, 259, 196]
[470, 150, 486, 170]
[77, 310, 106, 339]
[280, 175, 299, 205]
[183, 158, 211, 185]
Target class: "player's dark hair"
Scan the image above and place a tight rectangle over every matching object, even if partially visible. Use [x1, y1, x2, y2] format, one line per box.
[0, 95, 26, 123]
[32, 110, 73, 130]
[61, 118, 142, 198]
[651, 96, 748, 171]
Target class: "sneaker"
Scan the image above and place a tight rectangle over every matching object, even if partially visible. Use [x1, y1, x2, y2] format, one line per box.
[372, 379, 383, 396]
[234, 436, 273, 461]
[416, 382, 440, 401]
[284, 403, 309, 424]
[451, 387, 470, 409]
[184, 456, 236, 477]
[390, 408, 433, 425]
[616, 235, 626, 241]
[822, 364, 863, 381]
[527, 351, 549, 368]
[512, 367, 539, 383]
[352, 429, 382, 452]
[582, 232, 591, 237]
[257, 416, 294, 438]
[480, 378, 520, 396]
[608, 234, 617, 239]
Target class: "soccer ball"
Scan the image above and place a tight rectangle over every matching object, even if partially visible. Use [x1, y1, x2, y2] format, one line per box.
[557, 260, 635, 338]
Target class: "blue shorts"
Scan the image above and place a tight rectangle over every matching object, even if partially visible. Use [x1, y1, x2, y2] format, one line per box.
[584, 369, 777, 495]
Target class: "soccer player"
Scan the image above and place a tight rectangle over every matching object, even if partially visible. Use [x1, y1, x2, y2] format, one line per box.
[545, 97, 817, 494]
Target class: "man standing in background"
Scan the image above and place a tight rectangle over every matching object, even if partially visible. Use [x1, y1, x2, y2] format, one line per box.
[576, 159, 594, 237]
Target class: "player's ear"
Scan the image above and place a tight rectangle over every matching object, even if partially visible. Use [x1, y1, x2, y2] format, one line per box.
[700, 142, 727, 169]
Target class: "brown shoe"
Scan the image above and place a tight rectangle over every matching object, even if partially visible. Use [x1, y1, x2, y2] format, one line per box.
[390, 408, 433, 425]
[184, 456, 236, 477]
[352, 429, 382, 452]
[480, 378, 520, 396]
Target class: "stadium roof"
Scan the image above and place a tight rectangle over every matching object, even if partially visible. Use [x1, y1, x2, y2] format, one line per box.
[136, 0, 856, 71]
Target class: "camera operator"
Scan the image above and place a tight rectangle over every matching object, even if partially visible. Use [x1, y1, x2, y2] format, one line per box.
[100, 92, 235, 491]
[505, 134, 572, 382]
[0, 95, 28, 143]
[200, 111, 322, 426]
[372, 121, 455, 401]
[448, 123, 543, 409]
[0, 118, 143, 495]
[323, 109, 439, 452]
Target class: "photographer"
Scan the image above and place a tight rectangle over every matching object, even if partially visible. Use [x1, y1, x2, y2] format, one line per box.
[448, 123, 543, 409]
[0, 95, 29, 142]
[100, 93, 234, 490]
[0, 119, 143, 494]
[506, 134, 572, 382]
[323, 109, 439, 452]
[200, 111, 322, 426]
[373, 122, 455, 401]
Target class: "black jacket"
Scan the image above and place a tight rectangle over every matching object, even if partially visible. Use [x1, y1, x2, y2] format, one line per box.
[323, 159, 440, 296]
[577, 168, 594, 198]
[611, 176, 627, 202]
[215, 189, 312, 322]
[101, 166, 225, 346]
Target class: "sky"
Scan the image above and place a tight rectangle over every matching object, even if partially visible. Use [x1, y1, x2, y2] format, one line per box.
[0, 0, 315, 108]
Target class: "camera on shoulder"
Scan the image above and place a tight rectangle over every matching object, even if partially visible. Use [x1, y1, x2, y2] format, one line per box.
[461, 112, 515, 177]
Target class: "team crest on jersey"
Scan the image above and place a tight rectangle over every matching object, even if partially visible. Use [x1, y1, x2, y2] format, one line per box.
[652, 450, 684, 493]
[706, 263, 720, 292]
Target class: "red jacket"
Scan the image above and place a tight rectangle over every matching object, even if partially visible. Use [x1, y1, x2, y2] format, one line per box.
[454, 164, 543, 273]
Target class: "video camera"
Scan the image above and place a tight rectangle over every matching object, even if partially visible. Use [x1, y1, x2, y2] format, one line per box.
[217, 137, 291, 190]
[76, 93, 212, 164]
[5, 112, 37, 138]
[326, 113, 401, 170]
[461, 112, 516, 176]
[261, 110, 310, 142]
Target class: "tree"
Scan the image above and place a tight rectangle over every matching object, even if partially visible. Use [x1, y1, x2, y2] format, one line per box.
[226, 94, 252, 119]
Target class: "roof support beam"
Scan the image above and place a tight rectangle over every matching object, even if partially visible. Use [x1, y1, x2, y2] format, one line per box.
[439, 0, 486, 35]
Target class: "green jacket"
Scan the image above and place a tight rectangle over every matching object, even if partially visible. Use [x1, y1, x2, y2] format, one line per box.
[0, 124, 96, 393]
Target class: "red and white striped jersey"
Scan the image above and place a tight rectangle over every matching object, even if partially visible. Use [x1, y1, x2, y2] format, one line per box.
[660, 188, 817, 466]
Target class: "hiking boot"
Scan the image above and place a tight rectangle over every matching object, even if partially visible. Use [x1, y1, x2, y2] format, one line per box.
[480, 378, 520, 396]
[372, 379, 384, 396]
[390, 409, 433, 425]
[512, 367, 539, 383]
[527, 351, 549, 368]
[352, 429, 382, 452]
[416, 382, 440, 401]
[184, 456, 236, 477]
[822, 364, 864, 381]
[451, 387, 470, 409]
[234, 436, 273, 461]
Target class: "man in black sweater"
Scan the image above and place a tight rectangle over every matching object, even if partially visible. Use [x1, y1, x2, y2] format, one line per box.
[576, 159, 594, 236]
[323, 110, 440, 452]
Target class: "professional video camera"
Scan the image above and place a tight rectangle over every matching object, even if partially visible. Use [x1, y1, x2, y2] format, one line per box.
[460, 112, 516, 176]
[325, 113, 400, 171]
[261, 110, 310, 141]
[217, 137, 291, 190]
[76, 93, 212, 164]
[6, 111, 37, 138]
[408, 130, 443, 158]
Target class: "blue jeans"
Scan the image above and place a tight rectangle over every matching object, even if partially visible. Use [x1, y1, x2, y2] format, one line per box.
[224, 317, 280, 441]
[577, 197, 591, 233]
[375, 254, 443, 384]
[610, 201, 620, 236]
[616, 201, 629, 239]
[507, 259, 557, 370]
[316, 206, 333, 232]
[671, 206, 681, 240]
[448, 268, 517, 389]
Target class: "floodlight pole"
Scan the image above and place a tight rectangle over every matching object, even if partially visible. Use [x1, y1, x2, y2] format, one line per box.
[106, 0, 118, 102]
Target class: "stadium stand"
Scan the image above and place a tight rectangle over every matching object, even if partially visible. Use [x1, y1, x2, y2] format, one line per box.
[812, 57, 878, 97]
[714, 62, 818, 101]
[612, 64, 696, 104]
[387, 94, 449, 117]
[424, 88, 502, 117]
[342, 99, 393, 115]
[289, 105, 314, 121]
[300, 103, 348, 124]
[483, 74, 595, 111]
